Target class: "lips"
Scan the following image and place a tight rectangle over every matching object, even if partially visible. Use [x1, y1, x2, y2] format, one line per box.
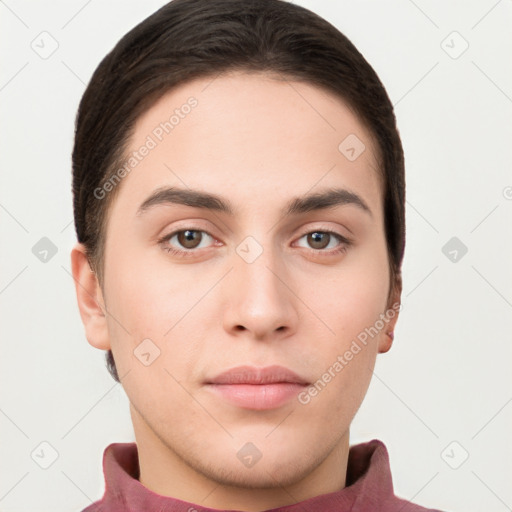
[204, 365, 309, 410]
[205, 365, 310, 386]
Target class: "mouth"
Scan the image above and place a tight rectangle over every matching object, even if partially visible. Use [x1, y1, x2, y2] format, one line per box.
[203, 365, 309, 410]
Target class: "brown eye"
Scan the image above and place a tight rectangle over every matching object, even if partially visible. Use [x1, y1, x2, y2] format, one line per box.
[307, 232, 331, 250]
[177, 230, 203, 249]
[159, 229, 216, 255]
[295, 229, 351, 255]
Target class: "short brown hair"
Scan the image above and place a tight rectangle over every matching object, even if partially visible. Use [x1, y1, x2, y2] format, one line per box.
[72, 0, 406, 383]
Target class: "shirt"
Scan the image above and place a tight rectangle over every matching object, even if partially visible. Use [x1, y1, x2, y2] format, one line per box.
[81, 439, 446, 511]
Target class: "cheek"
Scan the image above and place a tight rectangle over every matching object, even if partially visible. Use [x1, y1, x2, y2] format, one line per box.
[303, 249, 390, 338]
[295, 242, 389, 394]
[104, 236, 195, 332]
[297, 271, 385, 427]
[102, 247, 211, 382]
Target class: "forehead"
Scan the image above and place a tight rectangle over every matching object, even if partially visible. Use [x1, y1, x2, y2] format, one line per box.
[111, 70, 382, 218]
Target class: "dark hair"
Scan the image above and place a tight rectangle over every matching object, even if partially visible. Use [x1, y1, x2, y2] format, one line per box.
[72, 0, 405, 383]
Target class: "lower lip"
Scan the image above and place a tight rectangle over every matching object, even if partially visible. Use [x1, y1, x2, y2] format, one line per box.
[205, 383, 307, 410]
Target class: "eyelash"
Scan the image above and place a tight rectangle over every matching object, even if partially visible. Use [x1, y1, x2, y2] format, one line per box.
[157, 227, 352, 259]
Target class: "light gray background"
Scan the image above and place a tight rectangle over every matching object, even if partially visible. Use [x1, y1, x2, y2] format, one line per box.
[1, 1, 511, 511]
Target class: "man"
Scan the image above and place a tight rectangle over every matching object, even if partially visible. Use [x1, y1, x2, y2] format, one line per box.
[70, 0, 444, 510]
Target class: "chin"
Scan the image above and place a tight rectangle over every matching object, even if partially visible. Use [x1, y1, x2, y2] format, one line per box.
[198, 455, 312, 490]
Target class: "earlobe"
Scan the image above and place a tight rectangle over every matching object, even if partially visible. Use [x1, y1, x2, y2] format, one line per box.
[70, 243, 111, 350]
[378, 331, 394, 354]
[378, 273, 402, 354]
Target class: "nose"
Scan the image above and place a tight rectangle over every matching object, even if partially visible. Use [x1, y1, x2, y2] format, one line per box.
[222, 241, 299, 341]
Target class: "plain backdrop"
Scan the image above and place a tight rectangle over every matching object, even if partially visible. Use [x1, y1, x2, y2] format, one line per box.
[1, 1, 511, 511]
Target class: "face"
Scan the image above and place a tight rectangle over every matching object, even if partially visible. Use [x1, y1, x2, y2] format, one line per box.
[72, 70, 400, 504]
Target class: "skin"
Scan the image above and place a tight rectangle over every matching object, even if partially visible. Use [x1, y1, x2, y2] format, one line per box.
[71, 71, 401, 511]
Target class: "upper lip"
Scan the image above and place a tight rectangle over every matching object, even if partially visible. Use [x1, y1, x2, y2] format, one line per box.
[205, 365, 309, 385]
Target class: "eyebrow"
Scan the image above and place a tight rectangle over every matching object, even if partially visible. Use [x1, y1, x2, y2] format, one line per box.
[135, 186, 372, 218]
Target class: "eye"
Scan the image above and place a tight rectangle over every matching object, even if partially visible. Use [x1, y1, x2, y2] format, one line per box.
[158, 229, 216, 257]
[295, 230, 351, 254]
[157, 227, 351, 259]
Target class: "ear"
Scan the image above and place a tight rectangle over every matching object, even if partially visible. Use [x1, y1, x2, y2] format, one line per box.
[378, 273, 402, 354]
[70, 242, 111, 350]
